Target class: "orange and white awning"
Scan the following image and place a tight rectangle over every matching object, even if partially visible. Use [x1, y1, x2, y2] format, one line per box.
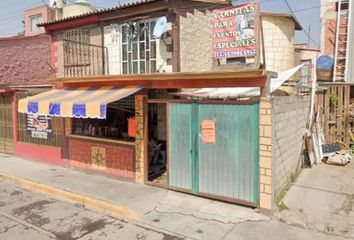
[18, 86, 141, 119]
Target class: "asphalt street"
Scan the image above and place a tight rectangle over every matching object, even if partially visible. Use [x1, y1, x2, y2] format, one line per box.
[0, 181, 183, 240]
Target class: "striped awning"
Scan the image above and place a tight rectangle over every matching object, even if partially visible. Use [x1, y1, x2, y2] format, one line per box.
[18, 86, 141, 119]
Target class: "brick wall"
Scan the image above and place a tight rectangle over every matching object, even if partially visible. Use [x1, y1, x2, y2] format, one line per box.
[68, 137, 135, 180]
[320, 0, 337, 55]
[272, 96, 310, 199]
[0, 34, 52, 86]
[179, 10, 215, 72]
[259, 98, 273, 212]
[262, 16, 296, 73]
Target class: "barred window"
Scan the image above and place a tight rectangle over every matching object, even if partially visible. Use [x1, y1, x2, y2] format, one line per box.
[121, 20, 157, 74]
[63, 29, 108, 77]
[64, 29, 90, 43]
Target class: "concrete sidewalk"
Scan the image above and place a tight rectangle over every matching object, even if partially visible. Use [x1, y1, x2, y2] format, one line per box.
[0, 154, 268, 238]
[276, 162, 354, 239]
[0, 153, 348, 240]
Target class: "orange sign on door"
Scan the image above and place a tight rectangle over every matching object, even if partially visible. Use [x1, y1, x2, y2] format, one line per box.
[201, 120, 216, 144]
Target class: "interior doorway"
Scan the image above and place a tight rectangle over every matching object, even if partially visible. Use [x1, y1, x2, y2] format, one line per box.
[147, 102, 168, 185]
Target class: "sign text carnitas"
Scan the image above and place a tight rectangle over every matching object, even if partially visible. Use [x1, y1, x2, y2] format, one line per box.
[212, 2, 257, 59]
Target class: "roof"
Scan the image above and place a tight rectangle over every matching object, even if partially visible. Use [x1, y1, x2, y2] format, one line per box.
[53, 69, 267, 89]
[38, 0, 160, 27]
[295, 44, 320, 52]
[38, 0, 229, 27]
[0, 33, 50, 42]
[260, 12, 303, 31]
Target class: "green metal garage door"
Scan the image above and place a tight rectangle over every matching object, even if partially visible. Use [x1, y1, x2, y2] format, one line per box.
[168, 103, 194, 190]
[0, 94, 14, 154]
[168, 102, 259, 206]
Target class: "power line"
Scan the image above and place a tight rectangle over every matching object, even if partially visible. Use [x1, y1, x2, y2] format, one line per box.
[290, 5, 321, 13]
[282, 0, 320, 48]
[0, 1, 43, 19]
[0, 1, 45, 34]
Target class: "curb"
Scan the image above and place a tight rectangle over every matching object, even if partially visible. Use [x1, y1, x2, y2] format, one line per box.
[0, 172, 140, 221]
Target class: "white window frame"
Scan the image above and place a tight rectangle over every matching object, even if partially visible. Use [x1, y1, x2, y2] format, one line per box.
[30, 14, 43, 34]
[120, 19, 158, 74]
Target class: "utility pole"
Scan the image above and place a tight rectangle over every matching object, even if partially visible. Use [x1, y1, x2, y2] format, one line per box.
[308, 25, 311, 47]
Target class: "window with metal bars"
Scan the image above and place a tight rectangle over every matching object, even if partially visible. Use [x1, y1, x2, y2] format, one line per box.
[63, 29, 108, 77]
[64, 29, 90, 43]
[121, 20, 157, 74]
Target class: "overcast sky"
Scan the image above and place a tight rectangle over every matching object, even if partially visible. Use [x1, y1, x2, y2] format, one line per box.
[0, 0, 320, 48]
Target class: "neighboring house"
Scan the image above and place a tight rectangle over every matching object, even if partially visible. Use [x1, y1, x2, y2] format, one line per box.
[261, 13, 302, 74]
[25, 5, 55, 36]
[295, 43, 320, 84]
[320, 0, 354, 82]
[317, 0, 353, 146]
[0, 4, 55, 155]
[16, 0, 307, 215]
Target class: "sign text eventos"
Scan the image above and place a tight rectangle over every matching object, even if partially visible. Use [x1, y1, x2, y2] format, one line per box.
[212, 2, 257, 59]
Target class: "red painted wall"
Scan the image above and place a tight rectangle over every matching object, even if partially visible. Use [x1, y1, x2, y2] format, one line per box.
[0, 34, 52, 86]
[68, 137, 135, 180]
[15, 142, 64, 166]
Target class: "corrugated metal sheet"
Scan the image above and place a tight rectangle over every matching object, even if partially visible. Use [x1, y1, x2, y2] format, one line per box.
[345, 0, 354, 83]
[198, 104, 259, 203]
[168, 103, 193, 191]
[168, 102, 259, 205]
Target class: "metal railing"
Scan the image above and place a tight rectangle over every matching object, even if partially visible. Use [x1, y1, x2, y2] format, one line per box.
[63, 39, 109, 78]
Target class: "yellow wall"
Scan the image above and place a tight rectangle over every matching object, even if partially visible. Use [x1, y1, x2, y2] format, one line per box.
[262, 16, 296, 73]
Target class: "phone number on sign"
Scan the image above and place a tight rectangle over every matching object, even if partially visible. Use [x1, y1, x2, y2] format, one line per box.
[214, 49, 256, 58]
[31, 131, 48, 139]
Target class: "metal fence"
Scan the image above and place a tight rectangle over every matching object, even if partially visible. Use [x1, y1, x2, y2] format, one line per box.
[0, 94, 14, 154]
[63, 39, 109, 78]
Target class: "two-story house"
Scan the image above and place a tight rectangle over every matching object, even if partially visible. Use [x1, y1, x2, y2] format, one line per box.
[0, 4, 55, 155]
[17, 0, 304, 214]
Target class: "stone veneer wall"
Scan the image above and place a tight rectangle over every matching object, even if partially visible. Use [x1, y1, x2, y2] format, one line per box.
[135, 94, 147, 184]
[179, 10, 215, 72]
[272, 96, 310, 199]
